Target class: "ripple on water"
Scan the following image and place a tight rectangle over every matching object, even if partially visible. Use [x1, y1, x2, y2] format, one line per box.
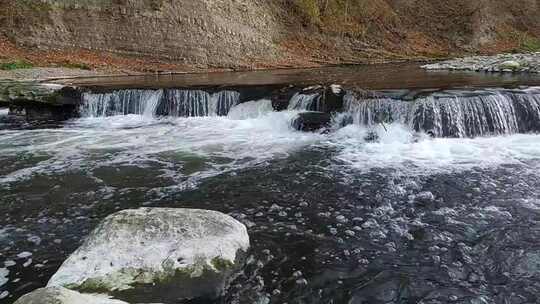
[1, 111, 540, 303]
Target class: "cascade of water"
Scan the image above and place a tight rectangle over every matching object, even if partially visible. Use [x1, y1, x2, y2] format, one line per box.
[344, 89, 540, 137]
[344, 94, 411, 125]
[227, 99, 274, 120]
[161, 90, 211, 117]
[209, 91, 241, 116]
[80, 90, 163, 118]
[81, 89, 240, 118]
[288, 92, 322, 111]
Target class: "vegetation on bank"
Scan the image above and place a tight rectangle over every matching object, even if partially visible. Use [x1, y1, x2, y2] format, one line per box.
[0, 60, 34, 71]
[519, 36, 540, 53]
[294, 0, 395, 38]
[0, 59, 93, 71]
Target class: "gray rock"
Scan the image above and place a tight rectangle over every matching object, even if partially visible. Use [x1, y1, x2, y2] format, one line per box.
[291, 111, 332, 132]
[14, 287, 127, 304]
[499, 60, 521, 70]
[0, 80, 81, 121]
[48, 208, 250, 303]
[422, 53, 540, 73]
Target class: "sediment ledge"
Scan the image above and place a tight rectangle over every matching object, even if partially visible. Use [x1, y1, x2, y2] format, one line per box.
[423, 53, 540, 73]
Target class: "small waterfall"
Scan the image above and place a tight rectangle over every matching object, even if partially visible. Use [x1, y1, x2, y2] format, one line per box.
[209, 91, 241, 116]
[344, 88, 540, 137]
[80, 90, 163, 118]
[288, 93, 322, 111]
[228, 99, 274, 120]
[80, 89, 240, 118]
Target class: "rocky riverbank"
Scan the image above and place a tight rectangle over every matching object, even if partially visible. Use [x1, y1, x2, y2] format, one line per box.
[422, 53, 540, 73]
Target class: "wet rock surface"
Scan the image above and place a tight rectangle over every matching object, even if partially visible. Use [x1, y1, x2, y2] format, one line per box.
[291, 112, 332, 132]
[0, 81, 81, 121]
[423, 53, 540, 73]
[46, 208, 249, 303]
[0, 81, 80, 106]
[42, 208, 249, 301]
[14, 287, 127, 304]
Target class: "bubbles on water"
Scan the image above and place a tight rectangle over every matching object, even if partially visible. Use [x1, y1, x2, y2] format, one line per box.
[0, 111, 324, 187]
[0, 268, 8, 287]
[328, 123, 540, 176]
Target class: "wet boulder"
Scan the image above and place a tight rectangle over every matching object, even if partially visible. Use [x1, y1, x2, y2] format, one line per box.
[295, 85, 345, 113]
[14, 287, 127, 304]
[47, 208, 250, 303]
[292, 111, 332, 132]
[324, 84, 345, 113]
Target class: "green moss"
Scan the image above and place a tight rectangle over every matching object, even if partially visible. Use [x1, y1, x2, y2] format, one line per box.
[0, 60, 34, 71]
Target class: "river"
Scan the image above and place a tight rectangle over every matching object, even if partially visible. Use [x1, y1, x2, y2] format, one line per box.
[1, 64, 540, 303]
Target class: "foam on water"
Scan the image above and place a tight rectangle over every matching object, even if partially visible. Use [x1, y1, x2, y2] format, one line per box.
[227, 99, 274, 120]
[0, 108, 8, 116]
[2, 102, 540, 186]
[329, 123, 540, 174]
[0, 110, 322, 186]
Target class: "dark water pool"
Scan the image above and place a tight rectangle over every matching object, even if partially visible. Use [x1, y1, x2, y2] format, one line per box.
[0, 112, 540, 303]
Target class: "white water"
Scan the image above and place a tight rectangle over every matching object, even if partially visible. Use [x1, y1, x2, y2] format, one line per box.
[227, 99, 273, 120]
[344, 88, 540, 137]
[81, 90, 240, 118]
[0, 108, 8, 116]
[2, 100, 540, 186]
[288, 93, 321, 111]
[0, 109, 321, 186]
[329, 123, 540, 174]
[81, 90, 164, 118]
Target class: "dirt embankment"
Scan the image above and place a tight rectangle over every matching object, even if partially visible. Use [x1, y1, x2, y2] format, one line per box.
[0, 0, 539, 74]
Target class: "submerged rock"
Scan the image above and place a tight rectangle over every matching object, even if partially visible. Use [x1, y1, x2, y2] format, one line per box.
[292, 111, 332, 132]
[14, 287, 127, 304]
[48, 208, 250, 303]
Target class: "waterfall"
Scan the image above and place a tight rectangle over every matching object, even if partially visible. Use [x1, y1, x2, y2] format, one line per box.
[344, 88, 540, 137]
[288, 92, 322, 111]
[80, 90, 163, 118]
[81, 89, 240, 118]
[210, 91, 241, 116]
[227, 99, 274, 120]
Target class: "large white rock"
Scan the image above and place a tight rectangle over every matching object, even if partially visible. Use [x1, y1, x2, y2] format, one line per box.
[48, 208, 250, 302]
[14, 287, 127, 304]
[499, 60, 521, 70]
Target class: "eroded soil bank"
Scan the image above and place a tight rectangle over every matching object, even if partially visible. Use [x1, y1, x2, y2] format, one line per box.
[1, 0, 539, 73]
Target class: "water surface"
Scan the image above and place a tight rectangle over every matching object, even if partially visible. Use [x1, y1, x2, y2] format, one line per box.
[2, 66, 540, 303]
